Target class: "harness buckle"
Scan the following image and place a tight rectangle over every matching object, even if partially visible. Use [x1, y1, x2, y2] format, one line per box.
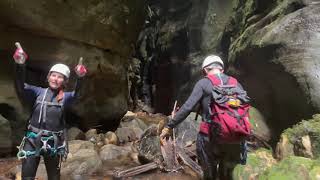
[17, 150, 27, 160]
[40, 136, 53, 152]
[17, 150, 36, 160]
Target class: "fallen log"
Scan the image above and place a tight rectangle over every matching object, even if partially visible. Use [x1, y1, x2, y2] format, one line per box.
[183, 143, 197, 158]
[160, 137, 182, 172]
[177, 145, 203, 177]
[113, 162, 159, 178]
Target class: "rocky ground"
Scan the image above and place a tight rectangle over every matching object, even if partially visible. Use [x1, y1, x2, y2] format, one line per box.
[1, 110, 320, 180]
[0, 111, 201, 180]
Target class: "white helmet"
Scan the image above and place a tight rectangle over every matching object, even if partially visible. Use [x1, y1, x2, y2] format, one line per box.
[201, 55, 224, 69]
[49, 63, 70, 78]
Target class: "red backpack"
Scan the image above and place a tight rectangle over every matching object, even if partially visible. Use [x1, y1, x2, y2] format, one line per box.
[200, 74, 251, 143]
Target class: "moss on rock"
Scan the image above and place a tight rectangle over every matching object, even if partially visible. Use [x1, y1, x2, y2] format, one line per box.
[260, 156, 315, 180]
[233, 148, 276, 180]
[281, 114, 320, 158]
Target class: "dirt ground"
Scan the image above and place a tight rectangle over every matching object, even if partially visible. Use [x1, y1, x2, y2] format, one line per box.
[0, 158, 20, 179]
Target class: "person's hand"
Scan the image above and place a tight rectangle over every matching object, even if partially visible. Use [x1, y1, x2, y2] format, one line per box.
[160, 127, 172, 140]
[74, 57, 87, 77]
[13, 42, 28, 64]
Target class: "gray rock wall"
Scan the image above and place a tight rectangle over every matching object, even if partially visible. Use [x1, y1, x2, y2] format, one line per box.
[0, 0, 146, 130]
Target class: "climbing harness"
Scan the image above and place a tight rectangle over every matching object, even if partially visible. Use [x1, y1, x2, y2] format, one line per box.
[17, 126, 66, 160]
[17, 87, 67, 160]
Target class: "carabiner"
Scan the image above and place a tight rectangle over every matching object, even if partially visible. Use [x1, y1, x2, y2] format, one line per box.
[17, 150, 27, 160]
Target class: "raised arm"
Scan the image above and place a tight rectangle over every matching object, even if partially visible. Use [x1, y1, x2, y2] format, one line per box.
[13, 43, 41, 105]
[64, 57, 87, 106]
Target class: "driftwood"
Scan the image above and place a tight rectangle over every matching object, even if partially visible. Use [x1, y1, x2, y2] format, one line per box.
[177, 145, 203, 177]
[184, 143, 197, 158]
[159, 100, 182, 172]
[113, 141, 202, 178]
[114, 106, 201, 180]
[160, 137, 182, 172]
[113, 162, 159, 178]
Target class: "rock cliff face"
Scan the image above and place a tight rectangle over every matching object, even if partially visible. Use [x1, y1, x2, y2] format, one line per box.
[234, 114, 320, 180]
[138, 0, 320, 143]
[0, 0, 145, 131]
[224, 0, 320, 142]
[137, 0, 236, 113]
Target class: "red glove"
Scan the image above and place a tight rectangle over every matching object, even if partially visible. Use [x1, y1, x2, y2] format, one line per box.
[13, 43, 28, 64]
[75, 57, 87, 77]
[75, 65, 87, 77]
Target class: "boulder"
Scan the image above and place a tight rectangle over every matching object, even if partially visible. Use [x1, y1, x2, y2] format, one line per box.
[275, 134, 295, 160]
[99, 144, 133, 165]
[67, 127, 85, 141]
[120, 111, 137, 122]
[0, 115, 12, 155]
[249, 107, 271, 141]
[115, 127, 143, 143]
[120, 118, 148, 131]
[174, 112, 200, 147]
[67, 140, 95, 155]
[137, 124, 162, 163]
[85, 129, 98, 141]
[276, 114, 320, 160]
[260, 156, 319, 180]
[62, 140, 101, 177]
[104, 131, 119, 145]
[135, 112, 169, 126]
[233, 148, 277, 180]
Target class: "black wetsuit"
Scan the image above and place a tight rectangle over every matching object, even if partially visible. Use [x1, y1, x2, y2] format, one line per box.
[15, 64, 82, 180]
[166, 73, 244, 180]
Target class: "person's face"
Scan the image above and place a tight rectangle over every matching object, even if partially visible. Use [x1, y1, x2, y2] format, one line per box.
[48, 72, 66, 90]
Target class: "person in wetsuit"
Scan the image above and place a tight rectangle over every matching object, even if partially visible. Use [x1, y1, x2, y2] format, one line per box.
[13, 43, 87, 180]
[160, 55, 249, 179]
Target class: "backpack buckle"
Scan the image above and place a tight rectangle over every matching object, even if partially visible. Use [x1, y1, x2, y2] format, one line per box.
[227, 98, 241, 108]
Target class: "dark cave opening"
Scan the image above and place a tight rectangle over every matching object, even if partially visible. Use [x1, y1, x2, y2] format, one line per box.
[233, 45, 316, 146]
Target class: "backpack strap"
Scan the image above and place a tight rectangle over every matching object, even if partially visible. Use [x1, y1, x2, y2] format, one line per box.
[207, 74, 224, 86]
[207, 74, 237, 86]
[227, 76, 238, 86]
[38, 88, 48, 123]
